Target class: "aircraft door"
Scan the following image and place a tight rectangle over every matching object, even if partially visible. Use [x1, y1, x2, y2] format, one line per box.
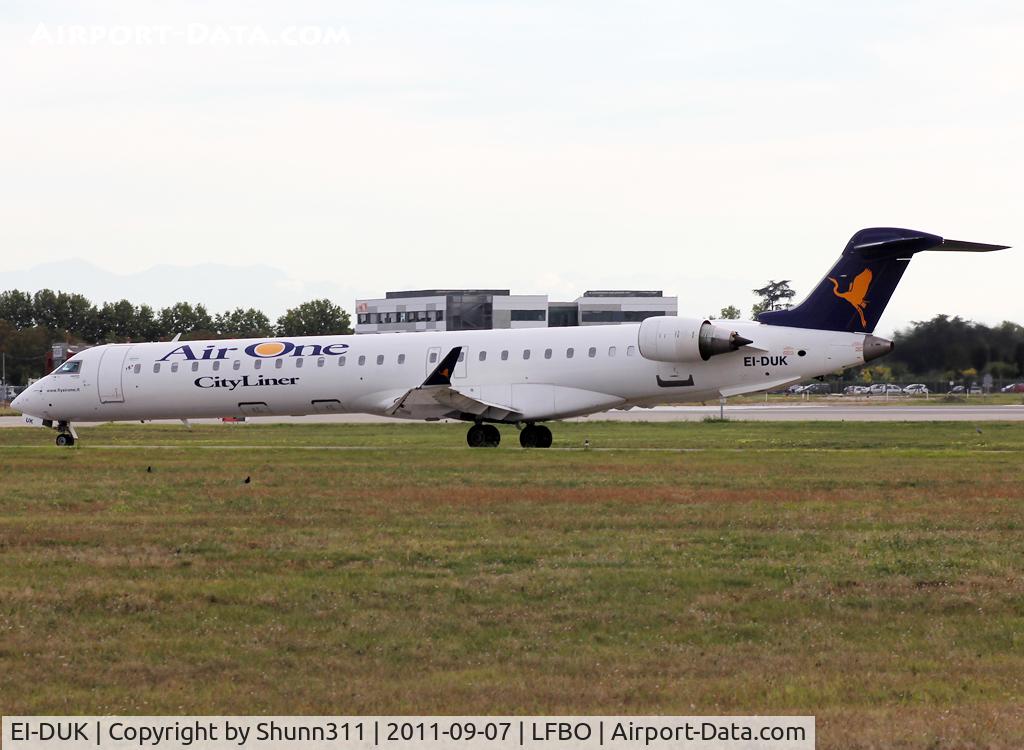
[96, 344, 132, 403]
[454, 348, 468, 379]
[425, 347, 442, 376]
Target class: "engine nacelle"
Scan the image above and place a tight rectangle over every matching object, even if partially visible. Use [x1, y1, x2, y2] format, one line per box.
[638, 316, 753, 363]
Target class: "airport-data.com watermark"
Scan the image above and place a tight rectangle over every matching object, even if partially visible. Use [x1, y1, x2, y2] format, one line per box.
[29, 23, 351, 47]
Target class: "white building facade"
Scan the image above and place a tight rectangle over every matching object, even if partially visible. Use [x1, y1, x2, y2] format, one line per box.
[355, 289, 676, 334]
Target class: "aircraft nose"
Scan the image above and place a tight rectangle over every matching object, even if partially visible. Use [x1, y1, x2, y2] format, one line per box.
[11, 389, 35, 414]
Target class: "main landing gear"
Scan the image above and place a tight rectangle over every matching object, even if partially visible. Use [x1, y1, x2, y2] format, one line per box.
[518, 423, 552, 449]
[465, 422, 553, 448]
[466, 423, 501, 448]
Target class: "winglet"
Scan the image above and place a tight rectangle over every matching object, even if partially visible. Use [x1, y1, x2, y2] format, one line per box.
[423, 347, 462, 386]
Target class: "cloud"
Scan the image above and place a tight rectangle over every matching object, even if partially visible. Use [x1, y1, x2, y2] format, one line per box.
[0, 0, 1021, 333]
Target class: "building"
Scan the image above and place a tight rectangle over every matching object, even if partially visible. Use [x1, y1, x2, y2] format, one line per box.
[354, 289, 676, 334]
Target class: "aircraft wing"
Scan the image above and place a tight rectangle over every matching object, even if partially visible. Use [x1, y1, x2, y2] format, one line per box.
[386, 347, 523, 422]
[719, 376, 799, 398]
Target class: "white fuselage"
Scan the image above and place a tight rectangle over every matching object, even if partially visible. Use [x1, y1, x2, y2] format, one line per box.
[14, 320, 869, 425]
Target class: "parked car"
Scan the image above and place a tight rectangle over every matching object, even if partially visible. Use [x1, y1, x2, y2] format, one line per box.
[1000, 383, 1024, 393]
[798, 382, 831, 395]
[843, 385, 869, 395]
[903, 384, 929, 395]
[868, 383, 902, 395]
[951, 384, 982, 395]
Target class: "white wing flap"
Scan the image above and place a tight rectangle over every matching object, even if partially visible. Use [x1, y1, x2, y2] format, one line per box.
[387, 384, 522, 422]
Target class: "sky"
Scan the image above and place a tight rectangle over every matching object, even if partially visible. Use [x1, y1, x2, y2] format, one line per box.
[1, 1, 1022, 335]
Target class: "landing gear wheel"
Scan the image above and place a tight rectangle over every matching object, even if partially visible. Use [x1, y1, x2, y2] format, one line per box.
[467, 424, 487, 448]
[483, 424, 501, 447]
[535, 424, 552, 448]
[520, 424, 552, 448]
[55, 433, 75, 447]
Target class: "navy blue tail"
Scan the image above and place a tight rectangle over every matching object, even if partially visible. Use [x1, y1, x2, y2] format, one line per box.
[757, 227, 1007, 333]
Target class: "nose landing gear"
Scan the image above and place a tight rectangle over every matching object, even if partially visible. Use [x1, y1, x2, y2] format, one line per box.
[519, 423, 552, 449]
[54, 421, 77, 447]
[466, 423, 501, 448]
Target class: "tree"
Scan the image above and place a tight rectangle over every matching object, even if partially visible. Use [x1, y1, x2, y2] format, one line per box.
[215, 308, 273, 338]
[0, 290, 36, 328]
[158, 302, 215, 340]
[53, 292, 96, 336]
[0, 323, 51, 385]
[276, 299, 352, 337]
[30, 289, 61, 330]
[135, 304, 162, 341]
[89, 300, 139, 342]
[717, 305, 741, 320]
[750, 280, 795, 318]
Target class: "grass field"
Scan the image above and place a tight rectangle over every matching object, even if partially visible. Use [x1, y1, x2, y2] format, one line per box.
[1, 421, 1022, 749]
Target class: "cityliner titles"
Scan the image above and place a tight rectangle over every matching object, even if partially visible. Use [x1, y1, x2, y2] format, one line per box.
[194, 375, 299, 390]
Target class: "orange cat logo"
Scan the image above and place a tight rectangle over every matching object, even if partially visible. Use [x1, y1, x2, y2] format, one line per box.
[829, 268, 872, 328]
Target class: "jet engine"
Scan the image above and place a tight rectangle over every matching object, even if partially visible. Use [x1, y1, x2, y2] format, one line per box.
[638, 316, 753, 363]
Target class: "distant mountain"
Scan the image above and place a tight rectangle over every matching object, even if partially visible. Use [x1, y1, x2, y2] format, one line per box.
[2, 259, 355, 318]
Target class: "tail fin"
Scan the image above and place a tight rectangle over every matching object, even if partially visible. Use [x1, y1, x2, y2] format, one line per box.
[757, 227, 1008, 333]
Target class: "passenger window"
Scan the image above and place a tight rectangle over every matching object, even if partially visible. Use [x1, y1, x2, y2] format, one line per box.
[191, 362, 199, 372]
[458, 351, 466, 362]
[171, 362, 179, 373]
[523, 349, 531, 360]
[232, 361, 240, 371]
[588, 347, 597, 358]
[566, 347, 574, 359]
[275, 359, 283, 369]
[608, 346, 617, 357]
[544, 348, 552, 359]
[317, 357, 325, 368]
[213, 361, 221, 371]
[429, 352, 438, 364]
[501, 350, 509, 361]
[295, 359, 303, 368]
[398, 354, 406, 364]
[254, 360, 262, 370]
[627, 345, 636, 357]
[478, 351, 487, 362]
[338, 356, 346, 366]
[153, 363, 160, 373]
[358, 355, 366, 366]
[376, 355, 384, 365]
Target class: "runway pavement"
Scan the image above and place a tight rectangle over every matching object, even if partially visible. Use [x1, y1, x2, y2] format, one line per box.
[2, 403, 1023, 428]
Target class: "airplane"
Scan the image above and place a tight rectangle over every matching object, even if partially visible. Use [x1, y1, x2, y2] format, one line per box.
[12, 227, 1008, 448]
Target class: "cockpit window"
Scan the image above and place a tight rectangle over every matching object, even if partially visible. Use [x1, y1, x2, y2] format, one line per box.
[57, 361, 81, 374]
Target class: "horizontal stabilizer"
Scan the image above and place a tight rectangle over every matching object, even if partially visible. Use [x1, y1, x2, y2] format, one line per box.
[935, 239, 1010, 253]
